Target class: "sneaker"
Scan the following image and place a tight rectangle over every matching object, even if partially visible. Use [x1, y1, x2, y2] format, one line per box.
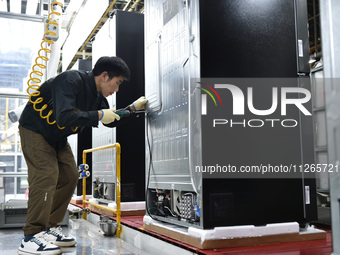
[17, 231, 62, 255]
[43, 226, 77, 247]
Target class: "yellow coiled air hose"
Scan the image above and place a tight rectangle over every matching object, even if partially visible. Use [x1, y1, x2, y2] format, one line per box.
[26, 1, 66, 130]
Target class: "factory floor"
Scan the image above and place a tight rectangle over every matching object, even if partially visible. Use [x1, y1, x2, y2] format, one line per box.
[0, 205, 333, 255]
[0, 219, 150, 255]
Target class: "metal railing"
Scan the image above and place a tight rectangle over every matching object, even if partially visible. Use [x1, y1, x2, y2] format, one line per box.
[81, 143, 122, 237]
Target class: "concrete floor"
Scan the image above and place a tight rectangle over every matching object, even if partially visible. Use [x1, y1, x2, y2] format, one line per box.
[0, 205, 331, 255]
[0, 219, 151, 255]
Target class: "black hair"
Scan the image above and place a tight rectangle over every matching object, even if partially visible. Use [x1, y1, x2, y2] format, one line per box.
[92, 56, 131, 81]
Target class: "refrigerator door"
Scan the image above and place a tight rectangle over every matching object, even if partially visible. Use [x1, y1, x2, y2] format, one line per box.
[197, 0, 316, 228]
[199, 0, 307, 78]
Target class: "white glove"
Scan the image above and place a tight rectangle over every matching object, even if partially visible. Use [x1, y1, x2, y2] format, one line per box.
[100, 109, 121, 124]
[132, 96, 148, 111]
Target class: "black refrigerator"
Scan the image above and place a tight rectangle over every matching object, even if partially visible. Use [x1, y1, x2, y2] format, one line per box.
[199, 0, 316, 228]
[145, 0, 317, 229]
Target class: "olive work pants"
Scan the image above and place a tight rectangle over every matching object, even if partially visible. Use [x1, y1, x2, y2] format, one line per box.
[19, 125, 79, 236]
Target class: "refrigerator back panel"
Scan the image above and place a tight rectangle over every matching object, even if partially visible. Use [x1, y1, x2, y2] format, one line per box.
[145, 0, 200, 192]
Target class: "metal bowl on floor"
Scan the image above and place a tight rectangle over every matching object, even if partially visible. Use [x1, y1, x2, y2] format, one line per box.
[99, 215, 117, 236]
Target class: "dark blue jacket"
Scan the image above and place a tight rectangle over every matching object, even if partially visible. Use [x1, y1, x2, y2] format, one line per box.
[19, 70, 127, 150]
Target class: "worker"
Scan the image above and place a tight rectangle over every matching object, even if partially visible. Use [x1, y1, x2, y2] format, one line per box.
[17, 56, 147, 255]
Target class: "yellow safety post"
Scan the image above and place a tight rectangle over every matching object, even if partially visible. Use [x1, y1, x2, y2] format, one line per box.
[81, 143, 122, 238]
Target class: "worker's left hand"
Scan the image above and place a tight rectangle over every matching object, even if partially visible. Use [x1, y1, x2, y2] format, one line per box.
[132, 96, 148, 111]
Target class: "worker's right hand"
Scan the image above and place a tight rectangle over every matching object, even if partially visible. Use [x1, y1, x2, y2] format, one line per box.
[100, 109, 121, 124]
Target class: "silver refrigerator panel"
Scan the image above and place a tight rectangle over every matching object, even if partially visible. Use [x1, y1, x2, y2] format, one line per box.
[145, 0, 202, 193]
[92, 17, 117, 184]
[92, 10, 145, 202]
[320, 0, 340, 252]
